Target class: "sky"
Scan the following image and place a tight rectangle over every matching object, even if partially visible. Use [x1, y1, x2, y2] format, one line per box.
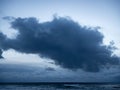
[0, 0, 120, 82]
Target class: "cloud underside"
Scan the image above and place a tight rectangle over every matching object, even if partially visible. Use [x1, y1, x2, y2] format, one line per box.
[0, 49, 3, 58]
[0, 16, 119, 72]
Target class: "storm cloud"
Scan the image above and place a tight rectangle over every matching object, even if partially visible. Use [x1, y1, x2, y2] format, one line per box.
[0, 16, 119, 72]
[0, 32, 5, 58]
[0, 49, 3, 58]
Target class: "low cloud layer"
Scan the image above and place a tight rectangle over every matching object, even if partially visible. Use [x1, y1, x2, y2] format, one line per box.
[0, 63, 120, 82]
[0, 16, 119, 72]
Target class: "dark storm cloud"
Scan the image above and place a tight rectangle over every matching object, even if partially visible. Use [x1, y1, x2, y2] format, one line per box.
[0, 32, 6, 59]
[0, 16, 120, 72]
[0, 49, 3, 58]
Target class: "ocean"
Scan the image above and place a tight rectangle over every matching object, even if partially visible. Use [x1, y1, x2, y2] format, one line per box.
[0, 83, 120, 90]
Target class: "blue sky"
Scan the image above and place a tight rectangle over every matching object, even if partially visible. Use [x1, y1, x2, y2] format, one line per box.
[0, 0, 120, 82]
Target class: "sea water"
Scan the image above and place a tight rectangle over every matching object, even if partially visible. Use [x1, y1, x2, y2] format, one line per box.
[0, 83, 120, 90]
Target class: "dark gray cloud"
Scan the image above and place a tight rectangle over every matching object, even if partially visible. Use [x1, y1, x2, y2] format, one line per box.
[0, 32, 6, 59]
[0, 16, 120, 72]
[0, 49, 3, 58]
[46, 67, 56, 71]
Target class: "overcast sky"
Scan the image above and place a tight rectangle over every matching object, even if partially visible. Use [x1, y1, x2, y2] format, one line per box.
[0, 0, 120, 82]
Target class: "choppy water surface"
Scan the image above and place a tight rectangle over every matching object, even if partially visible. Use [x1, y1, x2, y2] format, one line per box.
[0, 83, 120, 90]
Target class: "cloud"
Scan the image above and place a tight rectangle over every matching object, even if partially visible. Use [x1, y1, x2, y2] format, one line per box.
[0, 32, 6, 58]
[46, 67, 56, 71]
[0, 49, 3, 58]
[2, 16, 15, 21]
[0, 16, 120, 72]
[0, 63, 119, 82]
